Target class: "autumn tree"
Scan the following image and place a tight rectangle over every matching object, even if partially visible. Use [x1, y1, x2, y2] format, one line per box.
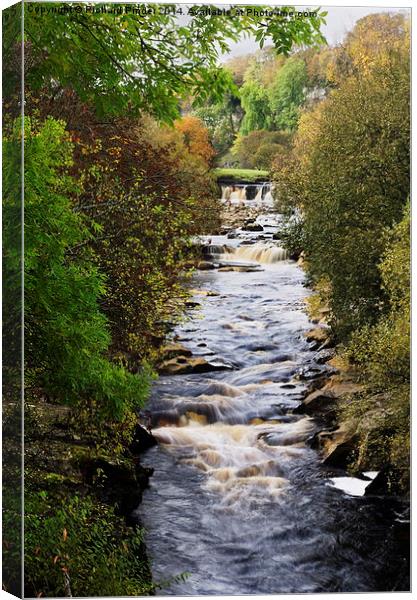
[327, 12, 409, 85]
[274, 27, 410, 339]
[174, 115, 216, 164]
[233, 130, 291, 170]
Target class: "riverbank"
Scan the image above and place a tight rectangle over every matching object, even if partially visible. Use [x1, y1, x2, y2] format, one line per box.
[5, 397, 156, 597]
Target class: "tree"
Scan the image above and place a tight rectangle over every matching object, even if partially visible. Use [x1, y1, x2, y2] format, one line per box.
[269, 57, 308, 130]
[342, 203, 410, 491]
[274, 35, 409, 339]
[193, 93, 242, 154]
[232, 129, 291, 169]
[239, 80, 272, 135]
[6, 3, 326, 119]
[327, 12, 409, 85]
[5, 117, 151, 420]
[174, 115, 216, 164]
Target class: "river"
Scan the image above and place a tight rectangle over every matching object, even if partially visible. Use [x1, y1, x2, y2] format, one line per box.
[138, 214, 407, 595]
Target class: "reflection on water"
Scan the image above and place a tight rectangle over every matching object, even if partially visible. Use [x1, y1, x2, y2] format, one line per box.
[139, 229, 407, 595]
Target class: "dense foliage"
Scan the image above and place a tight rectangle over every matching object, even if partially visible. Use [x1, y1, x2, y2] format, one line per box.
[269, 58, 307, 130]
[272, 13, 410, 490]
[343, 204, 410, 490]
[239, 80, 272, 135]
[24, 493, 153, 597]
[274, 17, 410, 338]
[232, 130, 291, 170]
[3, 3, 326, 120]
[15, 117, 152, 421]
[192, 38, 330, 167]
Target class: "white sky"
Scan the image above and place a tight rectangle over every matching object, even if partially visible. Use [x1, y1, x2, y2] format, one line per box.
[225, 5, 411, 57]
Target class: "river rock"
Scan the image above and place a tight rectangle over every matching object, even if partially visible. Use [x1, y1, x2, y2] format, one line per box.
[185, 300, 202, 309]
[304, 327, 333, 350]
[321, 423, 360, 469]
[315, 348, 336, 364]
[159, 342, 192, 360]
[218, 265, 263, 272]
[130, 423, 157, 454]
[158, 355, 233, 375]
[191, 289, 220, 297]
[294, 380, 363, 418]
[242, 223, 264, 232]
[196, 260, 216, 270]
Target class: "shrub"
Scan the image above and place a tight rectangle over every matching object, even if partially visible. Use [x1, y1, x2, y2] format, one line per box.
[342, 204, 410, 491]
[232, 130, 291, 170]
[24, 492, 153, 597]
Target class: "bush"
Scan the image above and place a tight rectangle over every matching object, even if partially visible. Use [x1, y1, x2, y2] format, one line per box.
[24, 492, 153, 597]
[342, 204, 410, 491]
[232, 130, 291, 170]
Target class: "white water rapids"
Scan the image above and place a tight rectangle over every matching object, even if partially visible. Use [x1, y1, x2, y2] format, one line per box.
[138, 214, 407, 595]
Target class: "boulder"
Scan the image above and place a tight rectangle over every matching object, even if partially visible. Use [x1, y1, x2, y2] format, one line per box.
[158, 355, 233, 375]
[304, 327, 333, 350]
[294, 388, 337, 417]
[364, 465, 405, 497]
[130, 423, 157, 454]
[196, 260, 216, 270]
[242, 224, 264, 232]
[315, 348, 336, 364]
[314, 421, 359, 469]
[185, 300, 202, 310]
[159, 342, 192, 360]
[322, 430, 359, 468]
[294, 379, 363, 418]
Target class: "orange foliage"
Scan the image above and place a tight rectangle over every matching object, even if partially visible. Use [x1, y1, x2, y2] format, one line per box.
[174, 116, 216, 165]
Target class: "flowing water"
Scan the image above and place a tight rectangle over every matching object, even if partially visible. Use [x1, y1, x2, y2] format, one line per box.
[139, 218, 407, 595]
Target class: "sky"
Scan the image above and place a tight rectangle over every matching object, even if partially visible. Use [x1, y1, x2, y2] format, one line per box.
[224, 5, 410, 57]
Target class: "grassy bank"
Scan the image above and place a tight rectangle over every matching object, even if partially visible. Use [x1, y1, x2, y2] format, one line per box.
[213, 168, 269, 182]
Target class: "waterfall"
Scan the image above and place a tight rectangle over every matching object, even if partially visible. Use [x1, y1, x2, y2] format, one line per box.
[224, 243, 288, 264]
[221, 182, 275, 204]
[202, 244, 227, 256]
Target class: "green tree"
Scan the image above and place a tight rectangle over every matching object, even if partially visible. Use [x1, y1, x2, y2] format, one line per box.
[7, 3, 326, 119]
[194, 93, 241, 154]
[239, 80, 272, 135]
[6, 117, 151, 420]
[269, 57, 308, 130]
